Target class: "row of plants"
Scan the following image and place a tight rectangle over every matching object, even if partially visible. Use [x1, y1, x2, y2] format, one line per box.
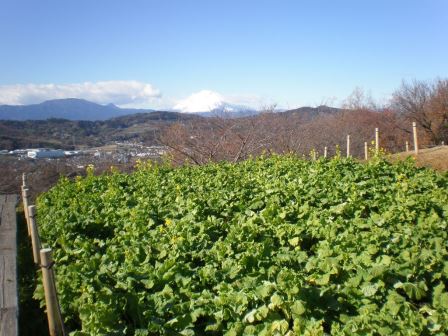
[35, 155, 448, 335]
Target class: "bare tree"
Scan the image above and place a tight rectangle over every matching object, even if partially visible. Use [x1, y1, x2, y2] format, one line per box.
[342, 87, 377, 112]
[430, 79, 448, 142]
[392, 79, 448, 144]
[159, 113, 277, 165]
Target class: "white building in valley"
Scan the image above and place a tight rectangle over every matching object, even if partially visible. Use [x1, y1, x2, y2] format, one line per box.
[27, 149, 65, 159]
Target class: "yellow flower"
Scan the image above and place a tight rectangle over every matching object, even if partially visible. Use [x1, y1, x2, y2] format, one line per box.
[171, 236, 184, 244]
[86, 164, 95, 175]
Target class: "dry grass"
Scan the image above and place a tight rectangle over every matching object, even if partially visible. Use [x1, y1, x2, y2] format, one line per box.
[391, 145, 448, 172]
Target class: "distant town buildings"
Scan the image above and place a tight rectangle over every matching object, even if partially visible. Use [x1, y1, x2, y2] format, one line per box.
[1, 143, 168, 162]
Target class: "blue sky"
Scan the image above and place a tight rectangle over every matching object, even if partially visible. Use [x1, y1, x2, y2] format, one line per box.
[0, 0, 447, 110]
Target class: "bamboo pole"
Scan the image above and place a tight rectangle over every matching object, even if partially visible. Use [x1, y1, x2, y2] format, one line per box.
[413, 122, 419, 154]
[28, 205, 42, 264]
[405, 141, 409, 152]
[375, 128, 379, 155]
[324, 146, 328, 158]
[364, 142, 368, 160]
[346, 135, 350, 158]
[40, 248, 65, 336]
[22, 188, 31, 236]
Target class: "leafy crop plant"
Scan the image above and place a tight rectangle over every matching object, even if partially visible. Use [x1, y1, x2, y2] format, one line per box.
[35, 155, 448, 335]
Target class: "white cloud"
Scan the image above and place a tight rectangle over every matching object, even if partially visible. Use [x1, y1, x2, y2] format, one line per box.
[0, 81, 161, 108]
[173, 90, 269, 113]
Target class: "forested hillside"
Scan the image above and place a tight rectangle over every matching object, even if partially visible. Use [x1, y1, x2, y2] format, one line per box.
[0, 111, 200, 150]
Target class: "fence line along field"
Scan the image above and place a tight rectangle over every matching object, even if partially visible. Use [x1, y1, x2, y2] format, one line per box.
[33, 155, 448, 335]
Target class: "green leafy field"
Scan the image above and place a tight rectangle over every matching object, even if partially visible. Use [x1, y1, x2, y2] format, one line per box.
[36, 156, 448, 335]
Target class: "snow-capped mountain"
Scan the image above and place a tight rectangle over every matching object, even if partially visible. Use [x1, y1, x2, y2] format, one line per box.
[173, 90, 258, 117]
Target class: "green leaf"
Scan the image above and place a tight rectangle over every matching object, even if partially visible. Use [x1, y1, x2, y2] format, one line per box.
[394, 281, 428, 301]
[315, 274, 330, 286]
[290, 301, 306, 318]
[270, 294, 283, 307]
[361, 283, 379, 297]
[271, 319, 289, 334]
[433, 283, 448, 309]
[288, 237, 300, 247]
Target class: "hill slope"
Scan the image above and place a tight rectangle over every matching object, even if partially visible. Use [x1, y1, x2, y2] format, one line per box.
[392, 145, 448, 172]
[281, 105, 342, 121]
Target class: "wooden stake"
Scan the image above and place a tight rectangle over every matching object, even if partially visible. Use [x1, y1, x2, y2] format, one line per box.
[374, 128, 379, 155]
[28, 205, 42, 264]
[312, 150, 316, 161]
[413, 122, 419, 154]
[346, 135, 350, 158]
[364, 142, 368, 160]
[324, 146, 328, 158]
[22, 188, 31, 236]
[405, 141, 409, 152]
[40, 248, 65, 336]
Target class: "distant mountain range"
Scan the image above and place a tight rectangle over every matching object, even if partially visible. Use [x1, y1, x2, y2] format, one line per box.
[0, 98, 155, 121]
[0, 98, 261, 121]
[0, 100, 344, 150]
[0, 98, 341, 121]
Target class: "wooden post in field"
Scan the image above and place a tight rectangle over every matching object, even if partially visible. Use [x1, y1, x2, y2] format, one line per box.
[364, 142, 368, 160]
[312, 149, 316, 161]
[375, 128, 379, 155]
[22, 188, 31, 236]
[346, 135, 350, 158]
[324, 146, 328, 158]
[405, 141, 409, 152]
[28, 205, 42, 264]
[40, 248, 65, 336]
[21, 173, 27, 197]
[412, 122, 419, 154]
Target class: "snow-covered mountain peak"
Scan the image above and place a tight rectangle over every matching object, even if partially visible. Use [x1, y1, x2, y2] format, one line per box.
[173, 90, 256, 115]
[174, 90, 226, 113]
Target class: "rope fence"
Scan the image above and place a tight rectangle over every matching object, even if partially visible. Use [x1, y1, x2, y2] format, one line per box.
[21, 174, 66, 336]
